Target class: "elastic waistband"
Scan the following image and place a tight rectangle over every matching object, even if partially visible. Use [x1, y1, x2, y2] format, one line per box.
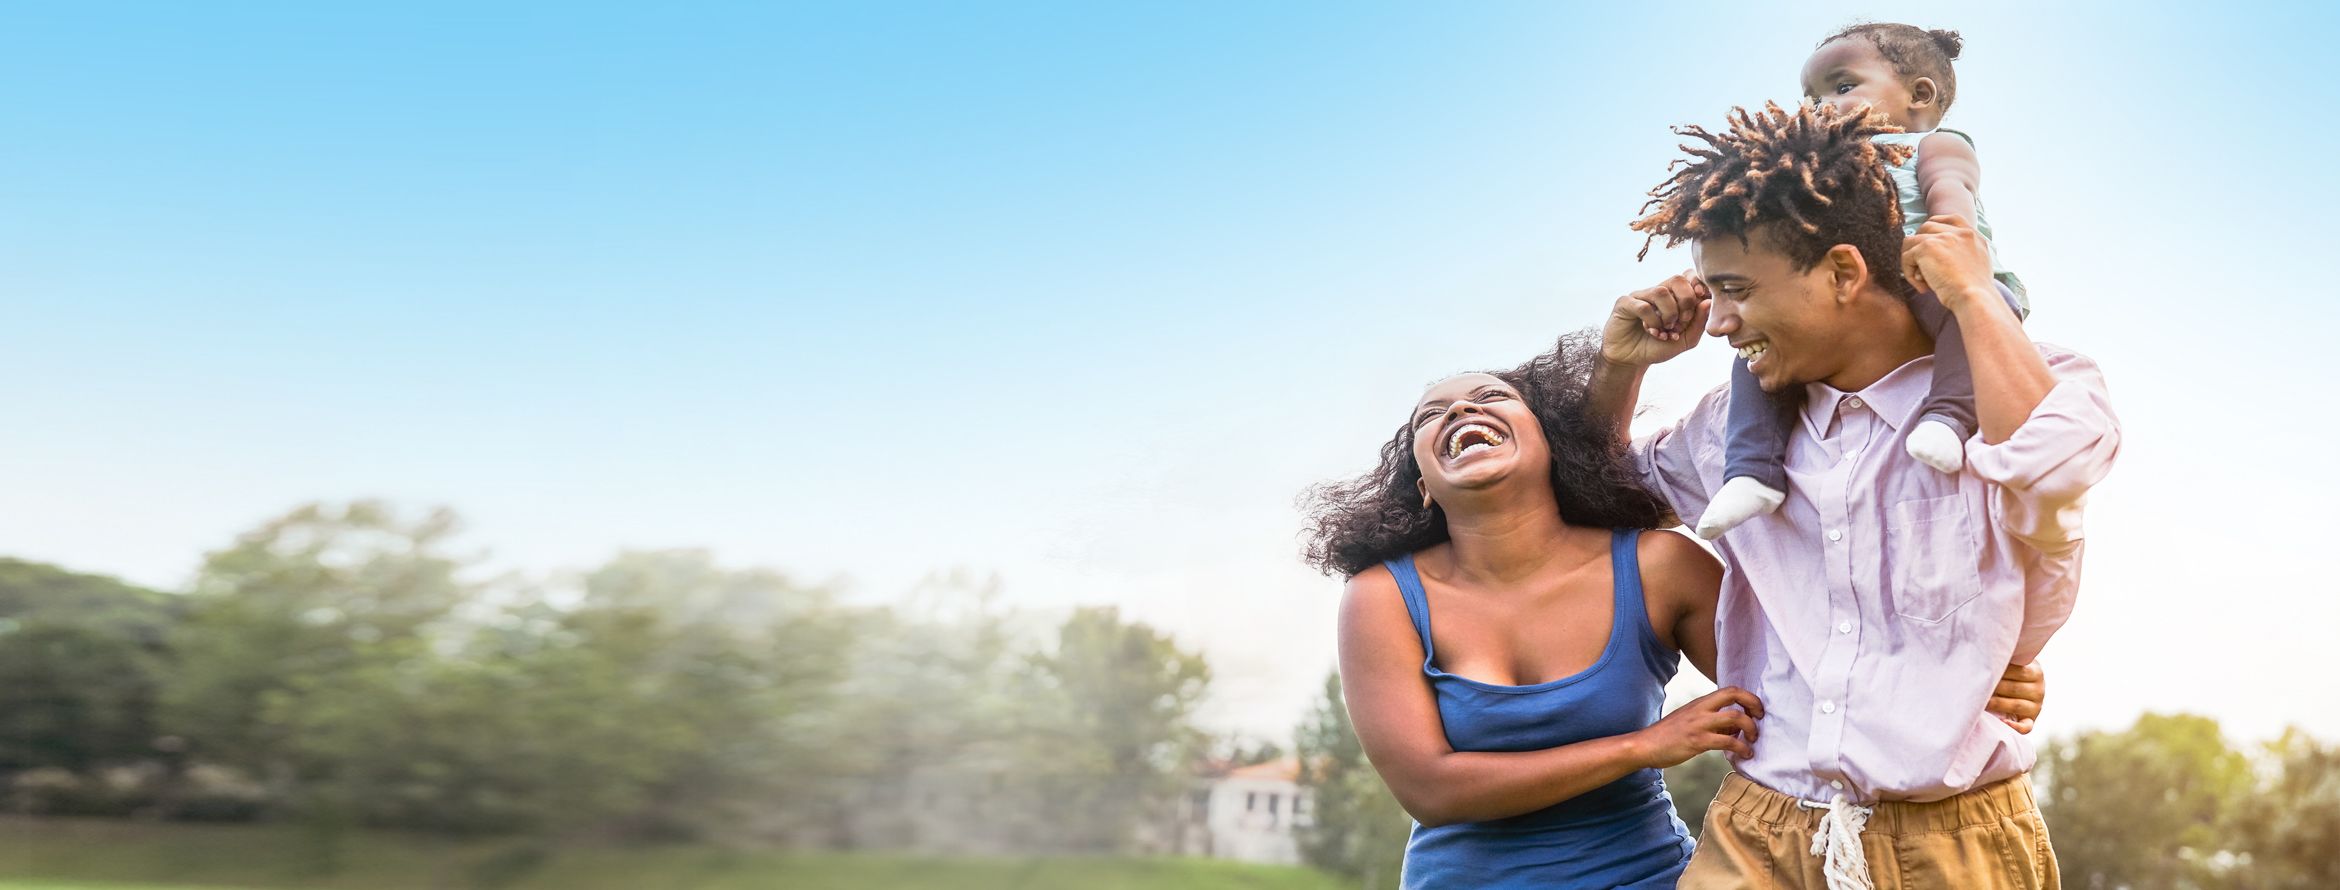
[1709, 772, 2040, 835]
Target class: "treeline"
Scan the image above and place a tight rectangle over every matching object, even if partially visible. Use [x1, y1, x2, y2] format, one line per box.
[1293, 675, 2340, 890]
[0, 501, 1217, 855]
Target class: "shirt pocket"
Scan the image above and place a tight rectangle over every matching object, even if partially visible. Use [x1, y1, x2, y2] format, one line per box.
[1886, 495, 1983, 623]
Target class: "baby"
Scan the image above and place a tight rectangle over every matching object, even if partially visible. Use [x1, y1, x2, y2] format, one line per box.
[1695, 23, 2031, 539]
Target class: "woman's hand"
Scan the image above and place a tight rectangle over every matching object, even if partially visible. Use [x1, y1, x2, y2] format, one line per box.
[1988, 661, 2045, 734]
[1630, 686, 1763, 768]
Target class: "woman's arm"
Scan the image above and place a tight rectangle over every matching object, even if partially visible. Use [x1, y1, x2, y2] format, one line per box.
[1338, 567, 1760, 827]
[1638, 529, 1722, 684]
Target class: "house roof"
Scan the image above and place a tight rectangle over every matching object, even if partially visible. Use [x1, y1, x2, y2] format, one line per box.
[1223, 758, 1301, 783]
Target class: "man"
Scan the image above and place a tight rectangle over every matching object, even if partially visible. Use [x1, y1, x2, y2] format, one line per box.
[1587, 102, 2120, 889]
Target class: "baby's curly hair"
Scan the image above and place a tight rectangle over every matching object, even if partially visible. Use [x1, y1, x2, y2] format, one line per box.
[1629, 101, 1916, 299]
[1301, 330, 1668, 578]
[1825, 23, 1965, 112]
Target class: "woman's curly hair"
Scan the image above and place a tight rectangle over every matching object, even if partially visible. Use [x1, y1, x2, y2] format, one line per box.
[1628, 101, 1917, 302]
[1302, 330, 1669, 578]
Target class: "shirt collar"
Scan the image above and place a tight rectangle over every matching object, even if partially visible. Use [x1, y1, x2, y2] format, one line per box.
[1800, 354, 1934, 434]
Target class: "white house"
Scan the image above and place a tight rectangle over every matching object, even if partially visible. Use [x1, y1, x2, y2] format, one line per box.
[1177, 758, 1314, 865]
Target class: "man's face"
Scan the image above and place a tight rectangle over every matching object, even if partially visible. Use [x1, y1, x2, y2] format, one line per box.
[1694, 234, 1846, 393]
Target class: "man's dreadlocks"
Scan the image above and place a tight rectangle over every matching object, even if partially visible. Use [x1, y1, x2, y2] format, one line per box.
[1629, 102, 1916, 299]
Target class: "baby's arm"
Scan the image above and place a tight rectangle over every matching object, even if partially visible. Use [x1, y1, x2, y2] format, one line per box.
[1915, 131, 1982, 225]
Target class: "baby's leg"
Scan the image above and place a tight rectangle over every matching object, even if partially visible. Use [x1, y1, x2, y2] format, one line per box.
[1697, 357, 1797, 540]
[1904, 283, 2026, 473]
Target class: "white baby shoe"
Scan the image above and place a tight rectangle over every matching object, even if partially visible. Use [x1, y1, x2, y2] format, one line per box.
[1904, 419, 1966, 474]
[1695, 476, 1787, 541]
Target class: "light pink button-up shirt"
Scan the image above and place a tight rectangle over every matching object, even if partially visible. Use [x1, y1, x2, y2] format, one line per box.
[1634, 344, 2120, 803]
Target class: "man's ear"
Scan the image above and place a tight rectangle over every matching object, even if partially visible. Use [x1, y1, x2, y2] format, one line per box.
[1826, 244, 1868, 305]
[1909, 77, 1939, 112]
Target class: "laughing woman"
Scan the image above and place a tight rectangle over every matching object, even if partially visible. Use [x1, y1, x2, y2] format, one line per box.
[1304, 332, 2042, 889]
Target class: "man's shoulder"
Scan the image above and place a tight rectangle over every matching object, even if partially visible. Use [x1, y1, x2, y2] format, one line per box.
[1662, 379, 1738, 437]
[1628, 379, 1734, 463]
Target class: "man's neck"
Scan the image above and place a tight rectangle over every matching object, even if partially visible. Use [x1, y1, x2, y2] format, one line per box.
[1819, 293, 1935, 392]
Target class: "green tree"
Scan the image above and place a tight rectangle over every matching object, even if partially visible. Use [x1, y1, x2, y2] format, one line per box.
[2228, 728, 2340, 889]
[1294, 671, 1410, 890]
[814, 573, 1029, 849]
[160, 501, 474, 771]
[555, 550, 852, 839]
[2039, 713, 2253, 890]
[0, 559, 175, 775]
[1663, 751, 1731, 838]
[274, 547, 852, 839]
[1019, 606, 1212, 852]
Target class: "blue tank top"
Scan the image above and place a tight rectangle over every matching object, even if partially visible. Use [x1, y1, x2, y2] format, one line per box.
[1387, 529, 1694, 889]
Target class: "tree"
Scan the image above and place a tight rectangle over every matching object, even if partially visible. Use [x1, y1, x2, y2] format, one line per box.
[1294, 671, 1411, 890]
[271, 547, 853, 839]
[1018, 606, 1212, 852]
[554, 549, 852, 839]
[159, 501, 475, 771]
[2038, 713, 2253, 890]
[1663, 751, 1731, 838]
[812, 573, 1031, 850]
[0, 560, 175, 775]
[2228, 728, 2340, 889]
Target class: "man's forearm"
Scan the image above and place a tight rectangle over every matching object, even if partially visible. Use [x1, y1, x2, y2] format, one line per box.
[1954, 286, 2054, 443]
[1587, 358, 1648, 446]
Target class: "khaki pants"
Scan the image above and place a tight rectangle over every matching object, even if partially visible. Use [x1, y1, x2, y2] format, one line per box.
[1679, 772, 2060, 890]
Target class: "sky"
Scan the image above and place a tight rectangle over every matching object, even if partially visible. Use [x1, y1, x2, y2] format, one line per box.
[5, 2, 2336, 745]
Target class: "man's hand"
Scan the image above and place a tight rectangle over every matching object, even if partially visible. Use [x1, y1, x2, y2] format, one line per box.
[1987, 661, 2045, 734]
[1900, 215, 2000, 315]
[1603, 272, 1711, 368]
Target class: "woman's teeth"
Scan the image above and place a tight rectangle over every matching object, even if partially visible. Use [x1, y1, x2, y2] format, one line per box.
[1446, 423, 1505, 459]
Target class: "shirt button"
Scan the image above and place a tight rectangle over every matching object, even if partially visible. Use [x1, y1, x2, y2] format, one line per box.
[1845, 397, 1864, 410]
[1831, 780, 1845, 790]
[1827, 529, 1843, 542]
[1821, 700, 1838, 714]
[1837, 621, 1852, 634]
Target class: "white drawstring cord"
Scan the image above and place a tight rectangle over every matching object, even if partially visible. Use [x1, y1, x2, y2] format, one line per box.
[1796, 793, 1875, 890]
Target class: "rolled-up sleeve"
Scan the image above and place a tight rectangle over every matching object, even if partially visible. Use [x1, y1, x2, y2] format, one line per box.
[1633, 384, 1730, 526]
[1965, 347, 2122, 553]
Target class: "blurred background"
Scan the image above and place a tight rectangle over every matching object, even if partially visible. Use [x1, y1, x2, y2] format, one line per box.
[3, 2, 2333, 889]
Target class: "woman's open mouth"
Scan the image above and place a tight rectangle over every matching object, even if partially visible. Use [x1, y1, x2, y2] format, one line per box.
[1445, 422, 1506, 461]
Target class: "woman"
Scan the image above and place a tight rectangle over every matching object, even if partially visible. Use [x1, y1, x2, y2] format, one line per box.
[1304, 332, 2043, 888]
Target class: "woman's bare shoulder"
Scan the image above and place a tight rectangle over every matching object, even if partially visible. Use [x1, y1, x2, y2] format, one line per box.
[1634, 528, 1721, 606]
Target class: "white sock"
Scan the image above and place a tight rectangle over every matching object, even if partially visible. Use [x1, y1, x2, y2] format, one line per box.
[1904, 419, 1966, 474]
[1695, 476, 1786, 541]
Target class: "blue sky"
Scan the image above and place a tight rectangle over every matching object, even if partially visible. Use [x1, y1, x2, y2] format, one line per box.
[5, 2, 2335, 740]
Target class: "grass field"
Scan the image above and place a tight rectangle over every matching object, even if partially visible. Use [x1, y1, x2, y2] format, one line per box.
[0, 818, 1348, 890]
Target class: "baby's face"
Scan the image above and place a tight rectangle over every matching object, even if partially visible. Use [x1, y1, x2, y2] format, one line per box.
[1800, 38, 1919, 129]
